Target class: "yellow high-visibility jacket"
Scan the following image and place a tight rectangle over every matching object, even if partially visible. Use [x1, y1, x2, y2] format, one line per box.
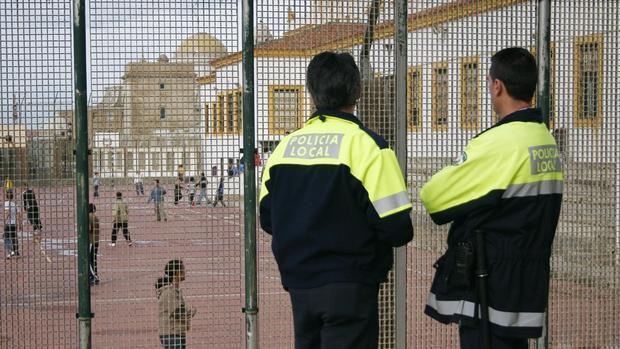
[259, 109, 413, 289]
[421, 108, 563, 338]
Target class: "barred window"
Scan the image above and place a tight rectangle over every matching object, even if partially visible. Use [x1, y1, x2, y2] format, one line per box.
[94, 150, 102, 173]
[152, 151, 160, 171]
[138, 151, 146, 170]
[166, 152, 174, 173]
[432, 64, 449, 131]
[126, 151, 134, 171]
[408, 67, 422, 131]
[574, 35, 603, 127]
[460, 58, 479, 129]
[226, 92, 235, 133]
[217, 94, 225, 133]
[269, 85, 303, 134]
[204, 103, 211, 134]
[235, 90, 243, 134]
[210, 103, 217, 134]
[114, 151, 123, 171]
[107, 151, 114, 172]
[574, 34, 603, 127]
[581, 43, 598, 119]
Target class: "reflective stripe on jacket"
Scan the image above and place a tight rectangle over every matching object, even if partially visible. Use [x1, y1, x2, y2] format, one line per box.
[259, 109, 413, 289]
[420, 108, 563, 338]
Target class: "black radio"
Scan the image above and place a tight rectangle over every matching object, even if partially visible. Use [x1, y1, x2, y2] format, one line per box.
[450, 241, 475, 289]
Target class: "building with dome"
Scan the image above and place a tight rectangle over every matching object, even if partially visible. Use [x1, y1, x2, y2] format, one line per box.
[174, 32, 228, 78]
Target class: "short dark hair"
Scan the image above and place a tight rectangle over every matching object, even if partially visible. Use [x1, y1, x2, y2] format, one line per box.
[306, 51, 361, 110]
[490, 47, 538, 102]
[156, 259, 184, 289]
[89, 203, 96, 213]
[116, 191, 122, 199]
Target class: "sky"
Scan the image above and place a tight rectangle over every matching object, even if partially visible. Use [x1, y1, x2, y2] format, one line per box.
[1, 0, 242, 128]
[0, 0, 388, 129]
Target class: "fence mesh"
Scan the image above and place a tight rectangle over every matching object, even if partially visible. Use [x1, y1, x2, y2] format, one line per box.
[86, 1, 243, 348]
[548, 1, 620, 347]
[253, 1, 406, 347]
[407, 1, 619, 348]
[1, 0, 619, 348]
[406, 1, 537, 347]
[1, 1, 77, 347]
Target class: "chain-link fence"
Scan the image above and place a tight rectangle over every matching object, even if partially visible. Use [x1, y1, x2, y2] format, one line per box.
[86, 1, 244, 348]
[407, 1, 619, 348]
[1, 0, 618, 348]
[1, 1, 78, 347]
[407, 1, 537, 347]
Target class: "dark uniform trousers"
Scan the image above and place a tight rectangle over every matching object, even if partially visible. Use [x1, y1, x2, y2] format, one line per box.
[459, 323, 528, 349]
[289, 283, 379, 349]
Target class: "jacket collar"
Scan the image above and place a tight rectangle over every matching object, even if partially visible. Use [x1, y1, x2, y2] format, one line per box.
[308, 109, 362, 126]
[476, 108, 543, 138]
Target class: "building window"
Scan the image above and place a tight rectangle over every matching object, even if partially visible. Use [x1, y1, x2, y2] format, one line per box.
[138, 151, 146, 170]
[220, 89, 243, 135]
[94, 150, 102, 173]
[226, 92, 235, 133]
[205, 103, 211, 134]
[217, 94, 225, 134]
[407, 67, 422, 131]
[152, 151, 160, 171]
[574, 34, 603, 128]
[126, 151, 134, 171]
[209, 103, 217, 134]
[460, 57, 479, 130]
[160, 83, 165, 90]
[166, 152, 174, 173]
[269, 85, 303, 135]
[160, 107, 166, 120]
[432, 63, 449, 131]
[107, 151, 114, 172]
[114, 151, 123, 171]
[182, 150, 188, 169]
[235, 90, 243, 134]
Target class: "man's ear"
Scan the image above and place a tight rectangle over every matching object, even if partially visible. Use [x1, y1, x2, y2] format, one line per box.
[492, 79, 505, 98]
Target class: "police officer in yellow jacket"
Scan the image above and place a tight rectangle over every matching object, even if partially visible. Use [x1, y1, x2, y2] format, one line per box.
[421, 48, 563, 349]
[259, 51, 413, 349]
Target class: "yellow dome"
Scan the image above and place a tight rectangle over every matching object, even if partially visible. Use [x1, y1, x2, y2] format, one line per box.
[176, 33, 227, 56]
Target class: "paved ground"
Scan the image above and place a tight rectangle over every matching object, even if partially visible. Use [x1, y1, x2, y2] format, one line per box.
[1, 184, 619, 348]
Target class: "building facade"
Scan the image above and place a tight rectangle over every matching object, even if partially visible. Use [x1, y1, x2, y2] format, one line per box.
[92, 54, 203, 178]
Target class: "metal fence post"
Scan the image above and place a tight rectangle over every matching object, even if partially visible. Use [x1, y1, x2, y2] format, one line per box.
[73, 0, 92, 347]
[536, 1, 551, 348]
[537, 0, 552, 129]
[242, 0, 258, 347]
[394, 0, 408, 347]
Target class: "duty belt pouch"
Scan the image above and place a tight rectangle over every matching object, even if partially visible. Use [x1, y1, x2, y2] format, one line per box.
[449, 241, 475, 289]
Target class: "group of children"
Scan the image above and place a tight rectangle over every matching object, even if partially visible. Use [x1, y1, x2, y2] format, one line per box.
[87, 172, 229, 285]
[173, 172, 226, 207]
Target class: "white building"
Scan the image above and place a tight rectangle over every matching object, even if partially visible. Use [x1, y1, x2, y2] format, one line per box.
[208, 0, 619, 268]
